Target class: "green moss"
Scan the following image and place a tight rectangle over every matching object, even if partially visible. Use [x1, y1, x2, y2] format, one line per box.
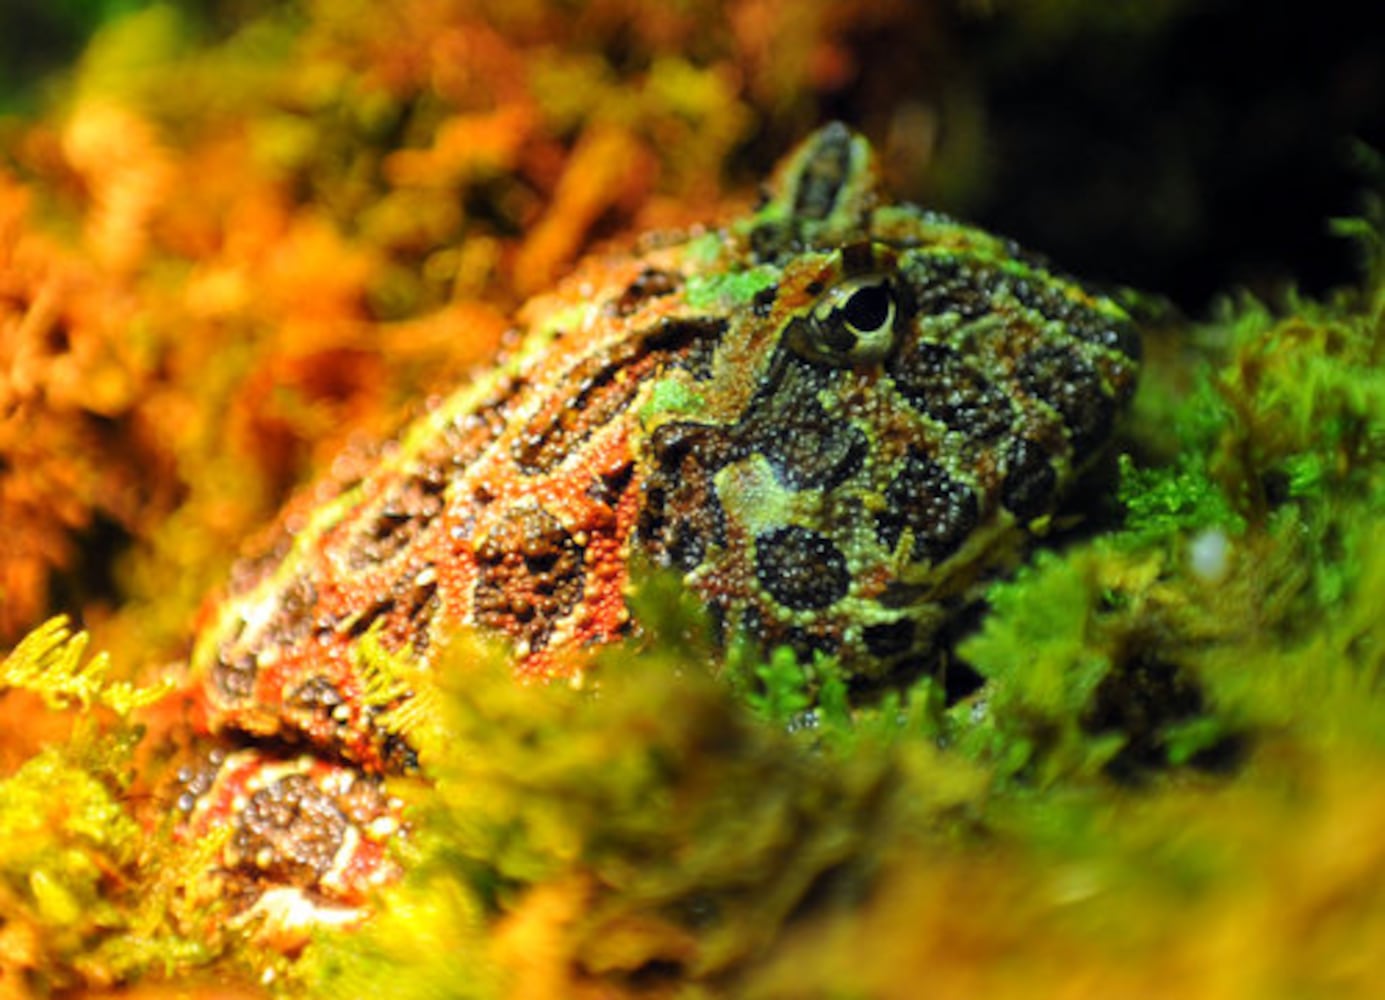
[0, 620, 242, 989]
[1118, 452, 1245, 544]
[741, 646, 813, 725]
[298, 628, 924, 995]
[0, 742, 137, 988]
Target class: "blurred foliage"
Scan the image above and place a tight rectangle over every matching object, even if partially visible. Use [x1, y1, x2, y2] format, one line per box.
[0, 0, 170, 114]
[296, 614, 980, 999]
[0, 620, 219, 994]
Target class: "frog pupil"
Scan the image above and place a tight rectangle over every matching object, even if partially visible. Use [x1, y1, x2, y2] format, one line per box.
[843, 282, 892, 333]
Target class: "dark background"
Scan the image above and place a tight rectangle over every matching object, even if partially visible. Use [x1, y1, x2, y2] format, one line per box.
[964, 0, 1385, 311]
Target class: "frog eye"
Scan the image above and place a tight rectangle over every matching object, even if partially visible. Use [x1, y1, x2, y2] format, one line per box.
[792, 276, 899, 365]
[833, 280, 895, 338]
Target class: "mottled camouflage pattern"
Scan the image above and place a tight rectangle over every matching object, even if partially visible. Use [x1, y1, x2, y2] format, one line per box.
[181, 125, 1138, 916]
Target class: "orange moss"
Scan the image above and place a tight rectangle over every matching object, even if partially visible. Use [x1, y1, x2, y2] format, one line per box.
[512, 124, 656, 296]
[0, 171, 155, 642]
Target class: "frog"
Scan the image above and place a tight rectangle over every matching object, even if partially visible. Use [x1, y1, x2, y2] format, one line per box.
[172, 122, 1139, 934]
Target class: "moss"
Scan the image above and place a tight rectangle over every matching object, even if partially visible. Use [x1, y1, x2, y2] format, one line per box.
[296, 628, 931, 996]
[0, 616, 169, 715]
[1117, 452, 1245, 544]
[0, 619, 219, 992]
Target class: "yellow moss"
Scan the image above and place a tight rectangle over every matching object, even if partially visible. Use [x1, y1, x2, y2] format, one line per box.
[1, 616, 167, 714]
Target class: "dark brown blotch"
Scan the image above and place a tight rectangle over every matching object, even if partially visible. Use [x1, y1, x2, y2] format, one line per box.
[399, 567, 440, 646]
[637, 423, 734, 571]
[423, 401, 510, 474]
[863, 618, 917, 658]
[511, 346, 631, 475]
[288, 675, 344, 714]
[748, 396, 865, 491]
[587, 462, 635, 509]
[1015, 345, 1115, 459]
[648, 317, 728, 382]
[232, 773, 346, 887]
[210, 649, 257, 704]
[754, 525, 850, 611]
[472, 506, 585, 649]
[613, 267, 682, 317]
[875, 450, 979, 564]
[752, 284, 778, 318]
[734, 354, 864, 491]
[1000, 436, 1058, 522]
[341, 594, 397, 640]
[261, 574, 320, 647]
[888, 340, 1013, 440]
[1029, 286, 1141, 363]
[905, 256, 996, 320]
[346, 470, 447, 570]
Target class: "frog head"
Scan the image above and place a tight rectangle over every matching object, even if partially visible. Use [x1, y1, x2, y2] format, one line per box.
[638, 124, 1140, 677]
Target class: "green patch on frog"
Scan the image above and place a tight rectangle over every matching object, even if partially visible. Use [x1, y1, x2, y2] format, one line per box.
[637, 376, 707, 424]
[683, 230, 726, 266]
[682, 265, 779, 310]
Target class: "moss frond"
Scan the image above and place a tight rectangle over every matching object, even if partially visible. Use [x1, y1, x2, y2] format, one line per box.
[1, 616, 169, 715]
[297, 611, 955, 995]
[1118, 453, 1246, 544]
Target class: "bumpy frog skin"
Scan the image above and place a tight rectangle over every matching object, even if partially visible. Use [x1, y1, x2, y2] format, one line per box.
[177, 124, 1138, 926]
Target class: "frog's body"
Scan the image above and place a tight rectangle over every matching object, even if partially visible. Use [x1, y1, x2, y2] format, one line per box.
[177, 124, 1138, 927]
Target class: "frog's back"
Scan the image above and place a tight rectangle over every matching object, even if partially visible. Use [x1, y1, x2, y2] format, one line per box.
[191, 123, 1139, 771]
